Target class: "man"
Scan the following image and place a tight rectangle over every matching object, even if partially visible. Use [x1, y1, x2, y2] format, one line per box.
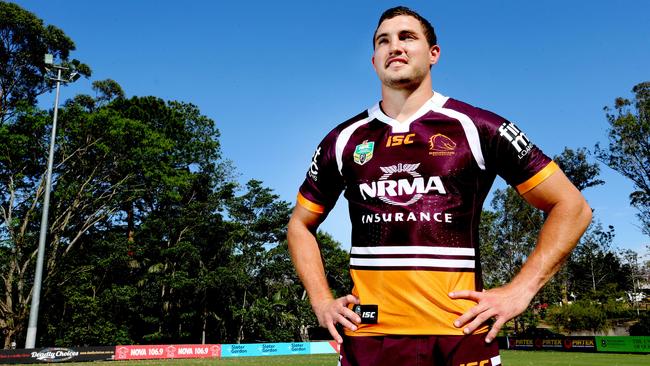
[288, 6, 591, 366]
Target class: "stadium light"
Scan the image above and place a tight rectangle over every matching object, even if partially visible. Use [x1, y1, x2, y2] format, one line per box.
[25, 54, 80, 349]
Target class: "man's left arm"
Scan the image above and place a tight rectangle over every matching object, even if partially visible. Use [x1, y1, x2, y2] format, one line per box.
[449, 169, 592, 343]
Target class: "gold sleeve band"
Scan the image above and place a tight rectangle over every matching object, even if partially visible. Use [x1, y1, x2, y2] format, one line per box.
[516, 161, 560, 194]
[297, 192, 325, 214]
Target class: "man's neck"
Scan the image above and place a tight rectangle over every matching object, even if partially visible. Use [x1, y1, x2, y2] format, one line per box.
[380, 79, 434, 122]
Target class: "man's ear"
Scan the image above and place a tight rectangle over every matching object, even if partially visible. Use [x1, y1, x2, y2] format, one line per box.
[430, 45, 441, 66]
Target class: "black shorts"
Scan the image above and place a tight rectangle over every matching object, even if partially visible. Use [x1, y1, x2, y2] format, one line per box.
[339, 334, 501, 366]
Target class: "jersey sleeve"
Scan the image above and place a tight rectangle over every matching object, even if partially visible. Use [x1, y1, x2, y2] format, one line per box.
[480, 112, 558, 194]
[297, 130, 345, 215]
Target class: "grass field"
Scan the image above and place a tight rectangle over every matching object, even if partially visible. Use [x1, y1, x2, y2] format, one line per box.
[7, 350, 648, 366]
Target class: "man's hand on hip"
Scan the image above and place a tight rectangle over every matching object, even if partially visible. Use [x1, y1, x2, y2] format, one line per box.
[449, 284, 534, 343]
[313, 294, 361, 344]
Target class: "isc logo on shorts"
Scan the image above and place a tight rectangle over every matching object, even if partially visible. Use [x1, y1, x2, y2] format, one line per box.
[352, 304, 378, 324]
[460, 356, 501, 366]
[459, 360, 489, 366]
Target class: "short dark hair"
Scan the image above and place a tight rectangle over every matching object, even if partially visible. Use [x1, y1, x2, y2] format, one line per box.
[373, 6, 437, 49]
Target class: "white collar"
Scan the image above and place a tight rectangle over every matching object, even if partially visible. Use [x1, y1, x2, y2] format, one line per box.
[368, 91, 449, 133]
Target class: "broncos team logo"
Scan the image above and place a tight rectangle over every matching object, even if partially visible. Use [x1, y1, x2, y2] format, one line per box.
[428, 134, 456, 156]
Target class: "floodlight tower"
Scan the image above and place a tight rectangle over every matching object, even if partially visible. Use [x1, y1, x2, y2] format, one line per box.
[24, 54, 80, 349]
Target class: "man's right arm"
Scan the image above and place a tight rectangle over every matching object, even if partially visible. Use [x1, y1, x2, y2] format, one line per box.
[287, 204, 360, 344]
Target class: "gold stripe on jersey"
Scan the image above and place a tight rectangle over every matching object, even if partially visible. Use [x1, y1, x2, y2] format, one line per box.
[344, 270, 488, 336]
[296, 193, 325, 214]
[515, 161, 559, 194]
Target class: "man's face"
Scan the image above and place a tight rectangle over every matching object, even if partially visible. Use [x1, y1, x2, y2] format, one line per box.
[372, 15, 440, 90]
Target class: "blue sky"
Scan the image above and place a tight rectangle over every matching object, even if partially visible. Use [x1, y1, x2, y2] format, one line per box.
[13, 0, 650, 256]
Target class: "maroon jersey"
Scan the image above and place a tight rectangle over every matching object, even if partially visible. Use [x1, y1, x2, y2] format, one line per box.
[298, 92, 557, 336]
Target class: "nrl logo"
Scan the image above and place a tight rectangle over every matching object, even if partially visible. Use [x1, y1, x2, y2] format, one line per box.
[354, 140, 374, 165]
[353, 305, 362, 317]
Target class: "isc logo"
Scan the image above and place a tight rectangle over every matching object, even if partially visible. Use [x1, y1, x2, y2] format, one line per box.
[459, 360, 490, 366]
[353, 304, 378, 324]
[386, 133, 415, 147]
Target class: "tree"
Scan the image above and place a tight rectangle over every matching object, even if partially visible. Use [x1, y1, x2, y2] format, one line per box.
[479, 187, 545, 332]
[315, 231, 353, 300]
[547, 300, 607, 333]
[223, 179, 292, 343]
[0, 1, 91, 124]
[629, 312, 650, 336]
[1, 5, 351, 344]
[480, 147, 605, 331]
[480, 188, 544, 287]
[127, 170, 232, 345]
[551, 147, 604, 304]
[554, 147, 604, 192]
[38, 232, 137, 346]
[255, 231, 350, 342]
[595, 82, 650, 236]
[478, 210, 500, 288]
[567, 223, 629, 299]
[0, 79, 230, 347]
[620, 249, 644, 315]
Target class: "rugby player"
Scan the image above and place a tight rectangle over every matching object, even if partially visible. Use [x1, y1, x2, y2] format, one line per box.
[287, 6, 591, 366]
